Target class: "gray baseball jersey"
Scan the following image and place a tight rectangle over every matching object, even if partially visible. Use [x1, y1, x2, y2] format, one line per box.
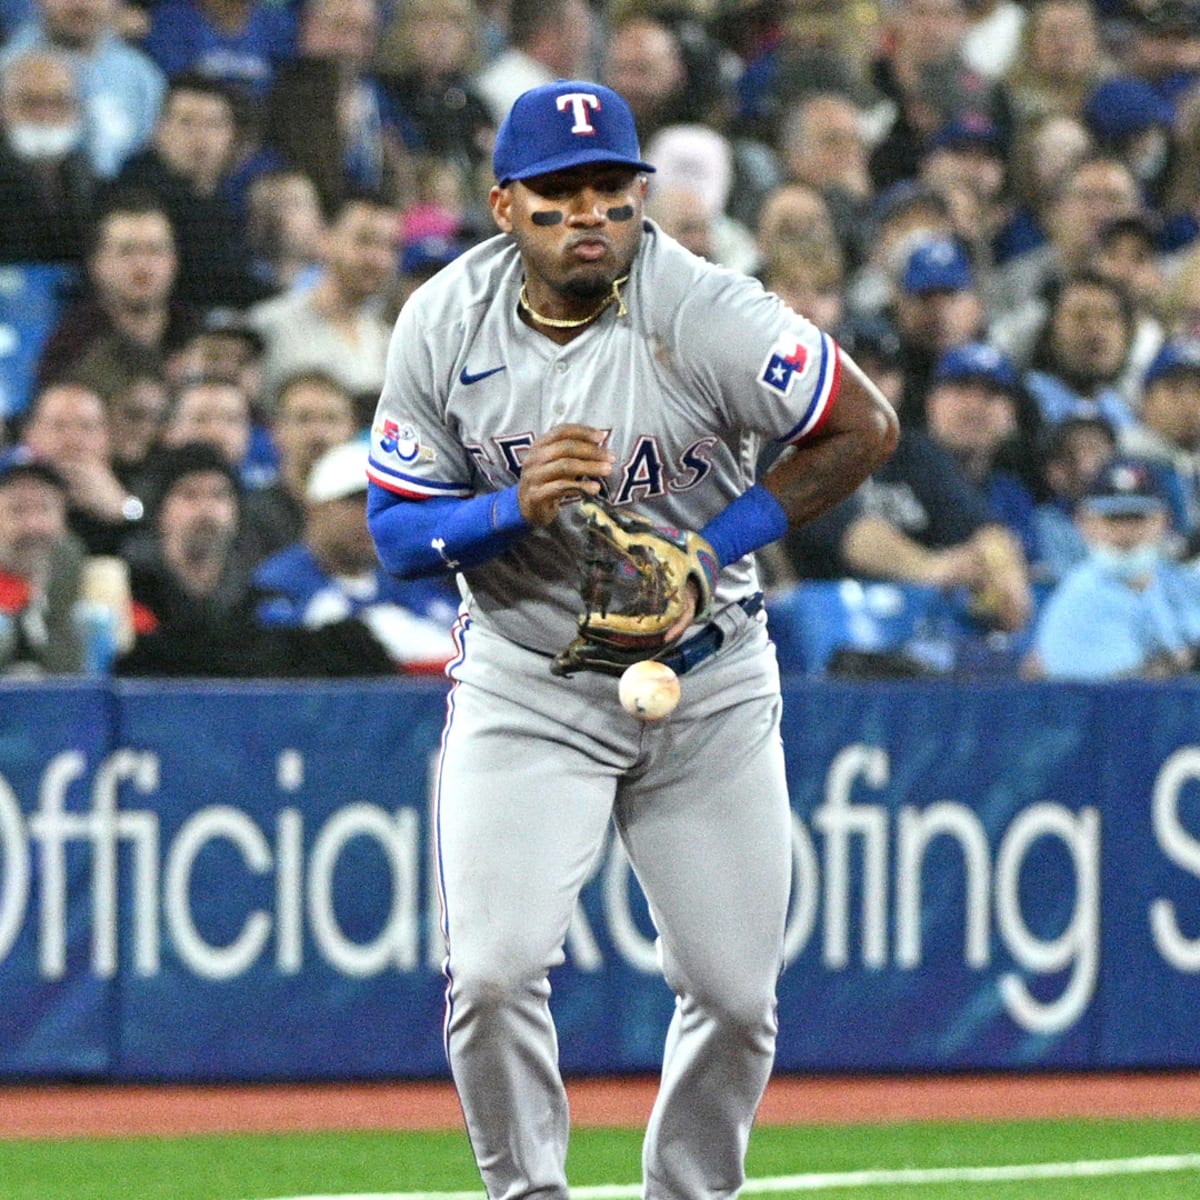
[367, 219, 839, 651]
[368, 221, 842, 1200]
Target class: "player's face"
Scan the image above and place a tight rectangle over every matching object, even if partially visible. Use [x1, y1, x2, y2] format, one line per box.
[491, 164, 647, 302]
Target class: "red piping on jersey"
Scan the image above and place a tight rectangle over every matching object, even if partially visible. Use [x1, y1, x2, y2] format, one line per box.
[366, 471, 435, 500]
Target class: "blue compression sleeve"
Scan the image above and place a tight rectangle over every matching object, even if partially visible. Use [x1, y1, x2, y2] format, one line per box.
[699, 483, 790, 568]
[367, 482, 530, 578]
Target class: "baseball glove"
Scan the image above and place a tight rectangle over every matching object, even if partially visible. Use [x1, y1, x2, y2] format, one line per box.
[550, 497, 719, 677]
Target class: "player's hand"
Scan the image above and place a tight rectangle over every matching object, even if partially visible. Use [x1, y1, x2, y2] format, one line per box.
[517, 424, 614, 527]
[665, 580, 700, 642]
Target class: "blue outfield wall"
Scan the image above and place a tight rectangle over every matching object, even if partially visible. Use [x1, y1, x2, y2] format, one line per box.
[1, 675, 1199, 1081]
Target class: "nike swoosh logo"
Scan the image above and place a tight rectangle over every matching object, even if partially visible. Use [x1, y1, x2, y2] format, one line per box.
[459, 364, 506, 385]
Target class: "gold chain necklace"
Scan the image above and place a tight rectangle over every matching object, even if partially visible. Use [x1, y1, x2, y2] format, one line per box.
[518, 275, 629, 328]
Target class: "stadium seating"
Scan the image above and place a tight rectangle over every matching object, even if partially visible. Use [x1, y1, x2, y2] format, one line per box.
[0, 262, 80, 421]
[765, 579, 1045, 677]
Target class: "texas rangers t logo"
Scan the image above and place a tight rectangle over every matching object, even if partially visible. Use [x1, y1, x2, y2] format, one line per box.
[557, 92, 600, 134]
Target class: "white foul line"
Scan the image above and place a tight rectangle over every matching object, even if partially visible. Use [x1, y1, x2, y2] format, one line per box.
[259, 1151, 1200, 1200]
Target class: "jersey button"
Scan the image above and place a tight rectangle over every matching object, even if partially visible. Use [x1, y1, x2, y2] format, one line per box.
[556, 362, 567, 373]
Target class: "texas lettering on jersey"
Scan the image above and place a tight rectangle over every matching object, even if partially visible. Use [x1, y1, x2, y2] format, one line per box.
[462, 430, 721, 504]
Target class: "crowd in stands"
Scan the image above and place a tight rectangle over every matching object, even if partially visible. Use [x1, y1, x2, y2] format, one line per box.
[5, 0, 1200, 681]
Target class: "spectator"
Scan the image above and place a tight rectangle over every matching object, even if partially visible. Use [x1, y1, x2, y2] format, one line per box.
[775, 89, 872, 269]
[472, 0, 593, 127]
[918, 112, 1011, 292]
[644, 123, 758, 273]
[159, 369, 285, 561]
[989, 155, 1143, 320]
[751, 181, 840, 277]
[1032, 414, 1118, 582]
[1021, 270, 1139, 431]
[1122, 338, 1200, 540]
[1119, 0, 1200, 114]
[773, 317, 1034, 633]
[843, 179, 956, 315]
[116, 437, 408, 675]
[375, 0, 493, 182]
[116, 438, 256, 673]
[644, 183, 717, 261]
[890, 236, 989, 416]
[1024, 456, 1200, 680]
[1081, 75, 1175, 212]
[182, 305, 266, 402]
[100, 368, 168, 494]
[0, 48, 98, 263]
[142, 0, 297, 98]
[1160, 82, 1200, 253]
[708, 0, 793, 138]
[922, 340, 1043, 577]
[1003, 0, 1113, 126]
[0, 447, 86, 674]
[254, 438, 457, 673]
[1, 0, 167, 179]
[250, 368, 359, 559]
[397, 154, 480, 274]
[264, 0, 411, 215]
[714, 0, 876, 148]
[247, 188, 399, 407]
[993, 111, 1093, 265]
[867, 0, 1009, 192]
[1160, 237, 1200, 339]
[114, 72, 273, 310]
[244, 167, 326, 293]
[610, 0, 736, 137]
[603, 13, 693, 143]
[760, 236, 845, 331]
[17, 378, 145, 553]
[1090, 214, 1169, 408]
[37, 191, 199, 390]
[161, 373, 253, 476]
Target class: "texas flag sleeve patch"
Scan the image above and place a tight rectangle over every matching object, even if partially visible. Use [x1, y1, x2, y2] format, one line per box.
[761, 330, 841, 444]
[759, 339, 809, 395]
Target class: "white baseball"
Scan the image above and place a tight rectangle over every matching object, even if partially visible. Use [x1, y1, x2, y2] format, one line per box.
[619, 660, 681, 721]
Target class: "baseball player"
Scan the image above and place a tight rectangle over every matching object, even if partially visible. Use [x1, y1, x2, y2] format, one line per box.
[367, 81, 897, 1199]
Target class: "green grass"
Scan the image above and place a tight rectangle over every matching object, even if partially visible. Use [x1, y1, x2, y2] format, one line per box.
[2, 1119, 1199, 1200]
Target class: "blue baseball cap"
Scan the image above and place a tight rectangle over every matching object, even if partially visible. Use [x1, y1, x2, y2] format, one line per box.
[493, 80, 656, 185]
[1081, 456, 1166, 516]
[1083, 77, 1173, 142]
[930, 111, 1002, 154]
[901, 237, 974, 294]
[1143, 337, 1200, 388]
[933, 342, 1019, 393]
[869, 179, 949, 229]
[400, 234, 469, 276]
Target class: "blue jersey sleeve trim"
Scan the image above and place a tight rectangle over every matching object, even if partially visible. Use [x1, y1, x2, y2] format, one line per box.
[368, 481, 531, 578]
[699, 483, 790, 568]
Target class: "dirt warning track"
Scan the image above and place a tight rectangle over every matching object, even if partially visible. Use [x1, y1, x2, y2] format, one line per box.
[2, 1072, 1200, 1140]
